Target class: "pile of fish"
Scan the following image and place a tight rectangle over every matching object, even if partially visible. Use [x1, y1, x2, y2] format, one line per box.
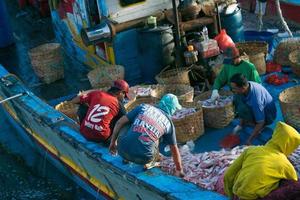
[289, 147, 300, 175]
[161, 146, 247, 192]
[132, 86, 152, 97]
[199, 96, 233, 108]
[172, 108, 196, 120]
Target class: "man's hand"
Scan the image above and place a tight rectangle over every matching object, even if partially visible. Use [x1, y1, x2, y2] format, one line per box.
[109, 142, 117, 155]
[211, 89, 220, 101]
[174, 169, 185, 177]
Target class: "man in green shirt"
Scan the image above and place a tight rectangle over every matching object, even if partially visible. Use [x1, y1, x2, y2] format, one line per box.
[211, 47, 261, 101]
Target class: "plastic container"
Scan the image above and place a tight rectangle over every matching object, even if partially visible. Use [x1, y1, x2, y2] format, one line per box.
[214, 29, 235, 52]
[220, 4, 244, 42]
[244, 30, 274, 52]
[138, 25, 174, 84]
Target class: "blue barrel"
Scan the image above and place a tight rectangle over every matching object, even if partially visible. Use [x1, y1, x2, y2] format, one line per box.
[220, 4, 244, 42]
[138, 25, 174, 84]
[0, 0, 14, 48]
[244, 31, 274, 52]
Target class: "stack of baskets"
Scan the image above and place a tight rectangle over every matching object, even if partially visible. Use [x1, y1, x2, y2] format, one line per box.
[55, 101, 79, 121]
[173, 101, 204, 143]
[155, 67, 190, 85]
[279, 86, 300, 130]
[150, 84, 194, 102]
[87, 64, 124, 88]
[194, 90, 234, 128]
[236, 41, 268, 75]
[288, 50, 300, 77]
[29, 43, 64, 84]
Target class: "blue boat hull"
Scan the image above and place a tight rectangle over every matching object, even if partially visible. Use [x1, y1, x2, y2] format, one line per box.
[0, 64, 227, 200]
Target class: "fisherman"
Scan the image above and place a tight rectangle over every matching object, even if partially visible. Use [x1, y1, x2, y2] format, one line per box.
[224, 121, 300, 199]
[109, 94, 184, 177]
[210, 47, 261, 101]
[70, 79, 129, 144]
[229, 73, 276, 144]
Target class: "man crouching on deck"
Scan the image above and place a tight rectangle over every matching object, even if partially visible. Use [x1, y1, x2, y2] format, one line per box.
[70, 80, 129, 145]
[229, 73, 277, 144]
[109, 94, 184, 177]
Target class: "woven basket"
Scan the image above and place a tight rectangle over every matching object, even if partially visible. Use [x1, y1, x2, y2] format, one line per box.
[55, 101, 79, 121]
[155, 67, 190, 85]
[279, 86, 300, 130]
[173, 102, 204, 143]
[180, 4, 201, 21]
[274, 38, 300, 66]
[125, 97, 159, 112]
[236, 41, 268, 57]
[150, 84, 194, 102]
[194, 90, 234, 128]
[29, 43, 64, 84]
[248, 52, 266, 75]
[288, 50, 300, 77]
[87, 65, 124, 88]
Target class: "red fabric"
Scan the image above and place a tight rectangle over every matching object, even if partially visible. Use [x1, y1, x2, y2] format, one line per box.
[265, 73, 289, 85]
[220, 134, 241, 149]
[266, 62, 281, 73]
[79, 91, 120, 142]
[259, 180, 300, 200]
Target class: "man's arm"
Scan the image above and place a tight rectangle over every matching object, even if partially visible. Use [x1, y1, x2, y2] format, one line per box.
[169, 144, 184, 177]
[247, 121, 265, 144]
[109, 116, 129, 155]
[70, 95, 81, 104]
[213, 64, 229, 90]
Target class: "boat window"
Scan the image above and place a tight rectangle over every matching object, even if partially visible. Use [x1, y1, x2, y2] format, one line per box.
[86, 0, 100, 26]
[119, 0, 146, 7]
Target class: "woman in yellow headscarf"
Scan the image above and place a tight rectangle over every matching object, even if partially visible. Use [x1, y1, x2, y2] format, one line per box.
[224, 121, 300, 200]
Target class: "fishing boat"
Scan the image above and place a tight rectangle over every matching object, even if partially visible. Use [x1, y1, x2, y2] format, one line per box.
[48, 0, 218, 85]
[1, 59, 299, 199]
[0, 64, 230, 200]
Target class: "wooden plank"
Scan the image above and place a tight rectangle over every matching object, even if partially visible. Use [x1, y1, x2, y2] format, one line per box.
[180, 17, 215, 32]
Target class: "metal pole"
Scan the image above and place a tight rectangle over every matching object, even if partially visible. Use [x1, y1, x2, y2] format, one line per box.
[171, 0, 183, 67]
[0, 92, 26, 104]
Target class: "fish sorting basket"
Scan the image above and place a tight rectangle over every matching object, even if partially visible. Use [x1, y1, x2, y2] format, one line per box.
[194, 90, 234, 128]
[173, 101, 204, 143]
[274, 38, 300, 66]
[155, 67, 190, 85]
[279, 86, 300, 130]
[29, 43, 64, 84]
[55, 101, 79, 121]
[288, 50, 300, 77]
[87, 65, 124, 88]
[248, 52, 266, 75]
[236, 41, 268, 57]
[150, 84, 194, 102]
[125, 97, 159, 112]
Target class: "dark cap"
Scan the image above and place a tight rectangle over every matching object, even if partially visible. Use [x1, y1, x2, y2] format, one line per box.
[113, 79, 129, 98]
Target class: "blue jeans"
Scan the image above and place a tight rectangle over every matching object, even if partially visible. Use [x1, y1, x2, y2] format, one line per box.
[117, 125, 158, 165]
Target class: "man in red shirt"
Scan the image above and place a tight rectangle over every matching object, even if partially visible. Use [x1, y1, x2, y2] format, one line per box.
[71, 80, 129, 144]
